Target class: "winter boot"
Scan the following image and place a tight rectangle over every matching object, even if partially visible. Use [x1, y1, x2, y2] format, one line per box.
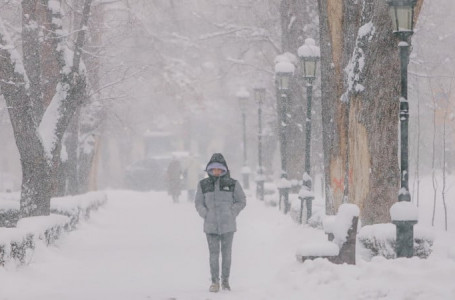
[221, 280, 231, 291]
[209, 282, 220, 293]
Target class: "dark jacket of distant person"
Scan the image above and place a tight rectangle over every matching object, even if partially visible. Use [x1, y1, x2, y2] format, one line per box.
[166, 158, 182, 196]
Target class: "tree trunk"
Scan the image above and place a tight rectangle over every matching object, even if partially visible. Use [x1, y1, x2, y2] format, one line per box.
[64, 112, 81, 195]
[317, 0, 424, 224]
[0, 0, 93, 217]
[20, 156, 52, 216]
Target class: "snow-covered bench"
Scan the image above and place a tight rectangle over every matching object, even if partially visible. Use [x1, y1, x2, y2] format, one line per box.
[296, 203, 360, 265]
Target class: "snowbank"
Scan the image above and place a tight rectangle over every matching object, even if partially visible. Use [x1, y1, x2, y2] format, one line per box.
[0, 191, 107, 267]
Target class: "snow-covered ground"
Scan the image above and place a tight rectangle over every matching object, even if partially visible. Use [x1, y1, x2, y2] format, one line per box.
[0, 176, 455, 300]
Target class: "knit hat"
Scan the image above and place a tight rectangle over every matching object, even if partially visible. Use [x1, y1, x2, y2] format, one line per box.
[206, 162, 227, 172]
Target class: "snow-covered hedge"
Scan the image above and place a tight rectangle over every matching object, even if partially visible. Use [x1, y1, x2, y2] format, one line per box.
[0, 192, 21, 227]
[0, 229, 33, 265]
[358, 223, 434, 260]
[0, 209, 20, 228]
[50, 191, 107, 230]
[0, 191, 107, 266]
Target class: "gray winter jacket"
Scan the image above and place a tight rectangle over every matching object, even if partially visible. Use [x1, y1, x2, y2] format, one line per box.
[195, 154, 246, 234]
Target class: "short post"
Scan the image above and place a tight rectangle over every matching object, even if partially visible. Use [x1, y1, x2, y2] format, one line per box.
[277, 173, 291, 214]
[241, 166, 251, 191]
[306, 196, 313, 223]
[255, 168, 265, 201]
[298, 173, 314, 224]
[390, 201, 418, 258]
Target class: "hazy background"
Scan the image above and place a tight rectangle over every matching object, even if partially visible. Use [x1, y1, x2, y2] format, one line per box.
[0, 0, 453, 194]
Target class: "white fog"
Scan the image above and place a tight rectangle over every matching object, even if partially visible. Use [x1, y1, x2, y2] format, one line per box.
[0, 0, 454, 299]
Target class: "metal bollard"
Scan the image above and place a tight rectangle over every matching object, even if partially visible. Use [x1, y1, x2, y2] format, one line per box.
[277, 173, 291, 214]
[256, 179, 265, 201]
[297, 195, 314, 224]
[393, 220, 417, 258]
[390, 201, 418, 258]
[298, 176, 314, 224]
[278, 187, 290, 214]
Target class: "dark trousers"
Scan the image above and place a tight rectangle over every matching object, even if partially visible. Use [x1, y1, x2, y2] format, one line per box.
[206, 232, 234, 283]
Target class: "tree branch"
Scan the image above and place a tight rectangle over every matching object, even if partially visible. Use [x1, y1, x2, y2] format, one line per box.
[72, 0, 93, 73]
[38, 0, 93, 163]
[21, 0, 43, 121]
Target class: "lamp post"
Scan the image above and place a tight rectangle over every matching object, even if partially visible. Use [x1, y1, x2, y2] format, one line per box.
[237, 88, 250, 190]
[297, 38, 320, 224]
[386, 0, 417, 258]
[254, 86, 266, 201]
[274, 58, 294, 213]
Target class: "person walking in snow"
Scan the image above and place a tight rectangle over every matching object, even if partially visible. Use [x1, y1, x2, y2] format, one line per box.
[195, 153, 246, 293]
[166, 157, 182, 203]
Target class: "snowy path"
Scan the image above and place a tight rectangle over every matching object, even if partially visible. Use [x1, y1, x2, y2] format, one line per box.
[0, 190, 308, 299]
[1, 190, 455, 300]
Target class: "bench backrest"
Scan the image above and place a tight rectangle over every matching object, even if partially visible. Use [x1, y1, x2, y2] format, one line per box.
[326, 203, 359, 265]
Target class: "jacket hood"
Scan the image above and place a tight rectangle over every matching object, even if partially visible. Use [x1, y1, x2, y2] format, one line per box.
[205, 153, 229, 172]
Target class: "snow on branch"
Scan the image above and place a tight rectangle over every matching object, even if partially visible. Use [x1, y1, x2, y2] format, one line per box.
[38, 0, 92, 161]
[38, 82, 70, 160]
[72, 0, 93, 73]
[0, 19, 30, 89]
[197, 19, 271, 42]
[342, 21, 376, 102]
[47, 0, 74, 74]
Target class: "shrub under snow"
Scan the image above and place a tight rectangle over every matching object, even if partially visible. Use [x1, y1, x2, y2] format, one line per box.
[0, 191, 107, 267]
[358, 223, 434, 260]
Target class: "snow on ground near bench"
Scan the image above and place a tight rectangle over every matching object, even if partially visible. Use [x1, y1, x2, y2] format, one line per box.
[0, 183, 454, 299]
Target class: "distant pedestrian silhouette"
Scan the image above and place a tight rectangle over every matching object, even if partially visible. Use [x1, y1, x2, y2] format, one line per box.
[166, 158, 182, 203]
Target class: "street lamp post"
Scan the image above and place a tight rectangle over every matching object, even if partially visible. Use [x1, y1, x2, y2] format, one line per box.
[254, 86, 266, 201]
[386, 0, 418, 258]
[297, 38, 320, 224]
[237, 88, 250, 190]
[274, 58, 295, 213]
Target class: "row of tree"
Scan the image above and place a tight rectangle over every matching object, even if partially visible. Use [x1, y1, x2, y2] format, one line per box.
[3, 0, 454, 228]
[0, 0, 286, 217]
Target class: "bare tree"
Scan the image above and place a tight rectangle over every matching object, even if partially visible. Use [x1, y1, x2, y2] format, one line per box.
[441, 102, 448, 231]
[441, 78, 453, 231]
[0, 0, 93, 217]
[411, 77, 421, 207]
[428, 79, 438, 226]
[59, 1, 106, 195]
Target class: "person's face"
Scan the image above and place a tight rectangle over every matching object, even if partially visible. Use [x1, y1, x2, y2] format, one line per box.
[211, 168, 224, 177]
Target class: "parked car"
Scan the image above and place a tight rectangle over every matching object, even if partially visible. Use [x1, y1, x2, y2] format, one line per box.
[124, 156, 172, 191]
